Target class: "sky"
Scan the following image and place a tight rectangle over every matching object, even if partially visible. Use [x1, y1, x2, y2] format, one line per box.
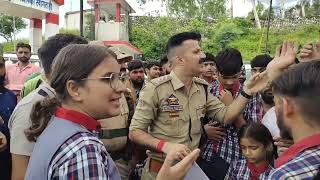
[5, 0, 299, 42]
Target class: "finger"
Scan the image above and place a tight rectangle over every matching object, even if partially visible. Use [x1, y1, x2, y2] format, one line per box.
[174, 149, 200, 170]
[315, 41, 320, 49]
[162, 150, 176, 169]
[293, 43, 299, 54]
[281, 41, 287, 56]
[273, 136, 281, 141]
[275, 46, 281, 57]
[303, 44, 313, 50]
[301, 49, 313, 55]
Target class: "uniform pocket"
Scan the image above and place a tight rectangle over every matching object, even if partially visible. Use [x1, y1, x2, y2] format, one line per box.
[161, 111, 187, 137]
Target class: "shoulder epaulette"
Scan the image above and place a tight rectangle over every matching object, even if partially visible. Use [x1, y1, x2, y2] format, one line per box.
[193, 77, 209, 85]
[150, 75, 172, 87]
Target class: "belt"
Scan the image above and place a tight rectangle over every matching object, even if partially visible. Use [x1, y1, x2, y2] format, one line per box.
[149, 158, 163, 173]
[99, 128, 128, 139]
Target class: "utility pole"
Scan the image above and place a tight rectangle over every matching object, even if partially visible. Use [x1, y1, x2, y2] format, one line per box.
[265, 0, 273, 53]
[80, 0, 84, 37]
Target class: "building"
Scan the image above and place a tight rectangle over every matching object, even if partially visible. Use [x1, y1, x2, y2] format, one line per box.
[64, 0, 143, 60]
[0, 0, 64, 53]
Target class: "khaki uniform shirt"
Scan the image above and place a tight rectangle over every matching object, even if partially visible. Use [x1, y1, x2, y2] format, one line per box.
[99, 94, 129, 152]
[129, 71, 226, 160]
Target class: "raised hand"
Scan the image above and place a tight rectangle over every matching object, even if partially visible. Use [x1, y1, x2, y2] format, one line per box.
[243, 71, 269, 95]
[300, 42, 320, 62]
[267, 41, 299, 81]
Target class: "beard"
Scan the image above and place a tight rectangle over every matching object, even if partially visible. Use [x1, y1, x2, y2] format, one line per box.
[19, 57, 30, 63]
[131, 78, 144, 90]
[276, 106, 293, 140]
[261, 90, 274, 105]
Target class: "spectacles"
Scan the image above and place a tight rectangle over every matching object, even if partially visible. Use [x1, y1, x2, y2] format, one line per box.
[80, 73, 126, 90]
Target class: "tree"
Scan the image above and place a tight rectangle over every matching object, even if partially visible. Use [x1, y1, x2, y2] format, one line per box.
[59, 28, 80, 35]
[0, 15, 27, 42]
[84, 13, 95, 40]
[250, 0, 261, 29]
[137, 0, 227, 20]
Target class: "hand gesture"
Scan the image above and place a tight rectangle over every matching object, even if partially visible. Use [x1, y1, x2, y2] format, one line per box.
[204, 123, 225, 141]
[273, 137, 293, 156]
[219, 89, 233, 105]
[243, 71, 269, 95]
[162, 142, 191, 160]
[300, 42, 320, 62]
[0, 131, 7, 152]
[267, 41, 299, 81]
[156, 149, 200, 180]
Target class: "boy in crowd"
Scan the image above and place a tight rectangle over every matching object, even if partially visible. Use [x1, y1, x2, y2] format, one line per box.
[200, 52, 217, 84]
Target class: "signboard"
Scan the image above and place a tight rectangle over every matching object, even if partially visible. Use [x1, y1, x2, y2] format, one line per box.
[10, 0, 59, 13]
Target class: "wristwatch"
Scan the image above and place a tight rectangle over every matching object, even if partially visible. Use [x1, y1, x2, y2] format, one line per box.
[241, 90, 252, 99]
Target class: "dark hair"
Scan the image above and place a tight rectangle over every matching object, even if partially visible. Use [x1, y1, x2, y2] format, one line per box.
[215, 48, 243, 76]
[128, 60, 144, 71]
[38, 34, 88, 75]
[251, 54, 273, 68]
[16, 42, 31, 52]
[166, 32, 201, 55]
[239, 123, 277, 162]
[25, 44, 116, 141]
[272, 61, 320, 123]
[145, 61, 160, 70]
[160, 55, 168, 66]
[202, 53, 216, 64]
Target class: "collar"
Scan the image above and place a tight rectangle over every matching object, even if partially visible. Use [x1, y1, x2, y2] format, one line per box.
[170, 71, 185, 90]
[218, 81, 241, 97]
[55, 107, 101, 131]
[275, 133, 320, 168]
[247, 161, 269, 180]
[15, 62, 32, 68]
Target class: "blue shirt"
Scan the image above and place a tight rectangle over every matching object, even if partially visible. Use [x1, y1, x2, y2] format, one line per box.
[0, 88, 17, 127]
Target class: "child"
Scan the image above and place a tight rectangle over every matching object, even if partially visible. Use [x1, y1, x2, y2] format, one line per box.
[225, 123, 276, 180]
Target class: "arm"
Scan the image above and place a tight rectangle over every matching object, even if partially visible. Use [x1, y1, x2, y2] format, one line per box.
[129, 84, 190, 156]
[9, 106, 35, 180]
[129, 83, 160, 150]
[129, 129, 160, 152]
[11, 154, 30, 180]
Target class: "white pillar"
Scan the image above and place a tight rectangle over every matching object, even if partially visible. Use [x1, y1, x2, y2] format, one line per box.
[45, 13, 59, 39]
[29, 18, 42, 53]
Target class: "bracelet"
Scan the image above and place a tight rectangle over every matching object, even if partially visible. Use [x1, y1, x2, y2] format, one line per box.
[156, 140, 166, 152]
[241, 90, 252, 99]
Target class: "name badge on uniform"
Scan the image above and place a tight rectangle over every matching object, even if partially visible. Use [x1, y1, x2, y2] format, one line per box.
[161, 94, 183, 117]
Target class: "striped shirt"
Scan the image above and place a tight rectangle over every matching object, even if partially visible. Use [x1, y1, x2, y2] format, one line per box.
[225, 159, 274, 180]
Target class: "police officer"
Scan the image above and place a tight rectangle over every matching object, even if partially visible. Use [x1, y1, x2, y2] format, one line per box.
[91, 41, 135, 180]
[129, 32, 267, 180]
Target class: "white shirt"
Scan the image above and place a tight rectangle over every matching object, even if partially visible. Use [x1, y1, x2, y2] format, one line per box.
[261, 107, 280, 137]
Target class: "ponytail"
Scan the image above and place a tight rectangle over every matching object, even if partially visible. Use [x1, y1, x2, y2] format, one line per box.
[25, 97, 61, 142]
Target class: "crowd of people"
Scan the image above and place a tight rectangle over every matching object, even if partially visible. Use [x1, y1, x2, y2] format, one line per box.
[0, 32, 319, 180]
